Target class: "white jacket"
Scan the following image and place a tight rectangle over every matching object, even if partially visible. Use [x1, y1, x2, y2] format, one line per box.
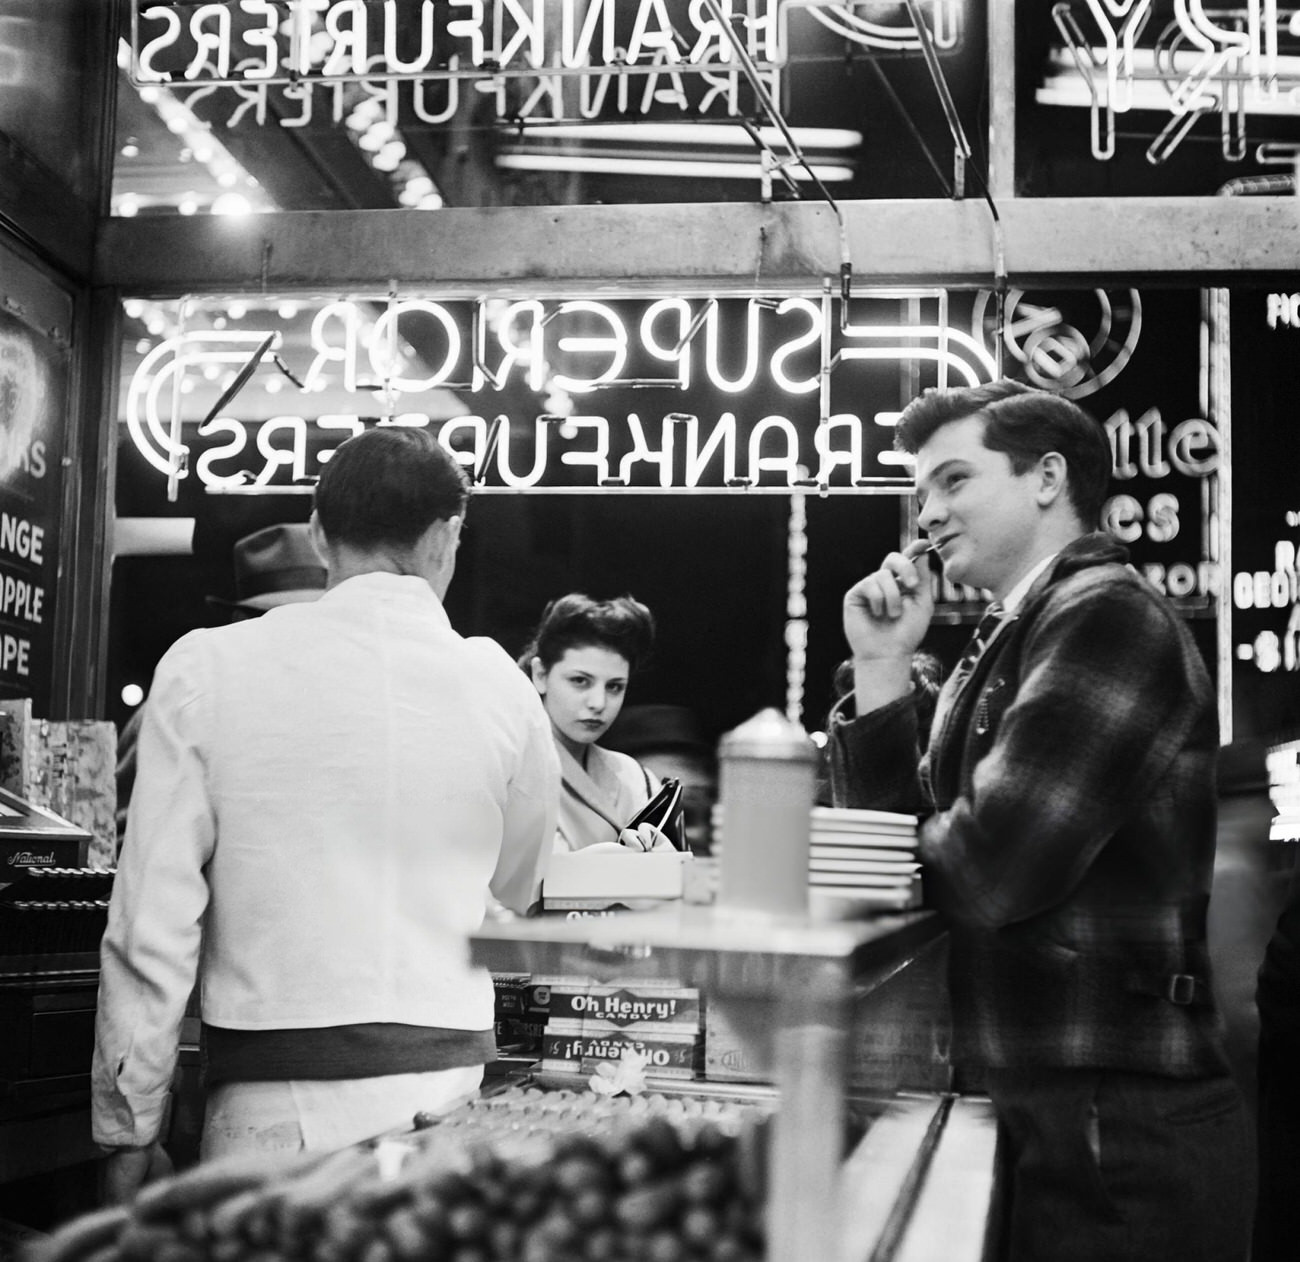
[93, 573, 558, 1148]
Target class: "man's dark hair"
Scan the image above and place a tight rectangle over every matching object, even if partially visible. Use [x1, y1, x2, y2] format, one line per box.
[313, 427, 469, 548]
[894, 380, 1113, 526]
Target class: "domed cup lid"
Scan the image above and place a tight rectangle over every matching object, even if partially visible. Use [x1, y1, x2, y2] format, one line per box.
[718, 707, 817, 762]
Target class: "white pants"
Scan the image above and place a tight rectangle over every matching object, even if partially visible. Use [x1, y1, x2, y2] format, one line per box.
[198, 1065, 483, 1158]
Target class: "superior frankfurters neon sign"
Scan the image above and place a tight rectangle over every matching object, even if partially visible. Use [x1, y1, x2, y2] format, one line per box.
[124, 293, 998, 492]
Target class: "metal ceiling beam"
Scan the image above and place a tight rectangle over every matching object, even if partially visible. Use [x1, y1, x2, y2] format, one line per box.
[94, 197, 1300, 297]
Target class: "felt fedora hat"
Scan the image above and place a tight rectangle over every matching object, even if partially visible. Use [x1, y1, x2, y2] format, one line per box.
[208, 523, 327, 612]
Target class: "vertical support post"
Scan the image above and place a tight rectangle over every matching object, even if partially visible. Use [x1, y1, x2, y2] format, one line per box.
[1206, 287, 1233, 746]
[51, 286, 121, 720]
[768, 961, 851, 1262]
[988, 0, 1018, 199]
[785, 492, 808, 726]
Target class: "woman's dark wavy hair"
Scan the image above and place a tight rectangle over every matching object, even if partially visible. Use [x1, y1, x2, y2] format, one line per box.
[519, 593, 656, 674]
[894, 380, 1112, 527]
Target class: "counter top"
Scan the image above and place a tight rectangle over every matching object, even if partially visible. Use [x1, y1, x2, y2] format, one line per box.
[470, 903, 942, 999]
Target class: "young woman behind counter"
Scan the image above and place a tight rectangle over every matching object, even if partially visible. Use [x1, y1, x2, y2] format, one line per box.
[520, 592, 675, 853]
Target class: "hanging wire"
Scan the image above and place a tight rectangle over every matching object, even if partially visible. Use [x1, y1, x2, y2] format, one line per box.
[699, 0, 852, 329]
[699, 0, 844, 215]
[472, 414, 506, 486]
[865, 55, 953, 195]
[898, 0, 1006, 369]
[898, 0, 1001, 227]
[197, 332, 280, 430]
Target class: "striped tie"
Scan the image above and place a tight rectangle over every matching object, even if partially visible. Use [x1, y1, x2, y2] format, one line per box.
[953, 602, 1005, 684]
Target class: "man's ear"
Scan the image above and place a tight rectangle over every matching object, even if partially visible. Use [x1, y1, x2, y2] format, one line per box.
[414, 515, 457, 567]
[1036, 452, 1069, 507]
[429, 515, 462, 567]
[307, 512, 329, 563]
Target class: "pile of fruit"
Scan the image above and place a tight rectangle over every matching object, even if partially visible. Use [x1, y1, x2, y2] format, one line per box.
[31, 1087, 771, 1262]
[416, 1082, 762, 1140]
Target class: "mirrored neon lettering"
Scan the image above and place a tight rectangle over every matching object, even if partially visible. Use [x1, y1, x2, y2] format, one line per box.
[187, 4, 231, 79]
[137, 6, 181, 81]
[617, 414, 673, 486]
[680, 412, 737, 485]
[748, 416, 800, 484]
[550, 301, 628, 392]
[195, 417, 249, 487]
[640, 299, 694, 389]
[556, 417, 612, 482]
[322, 0, 368, 77]
[254, 417, 311, 486]
[770, 298, 820, 394]
[705, 299, 760, 393]
[814, 415, 864, 484]
[306, 303, 363, 393]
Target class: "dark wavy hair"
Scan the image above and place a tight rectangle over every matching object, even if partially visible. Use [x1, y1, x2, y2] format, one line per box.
[519, 593, 656, 675]
[894, 380, 1112, 527]
[314, 427, 469, 549]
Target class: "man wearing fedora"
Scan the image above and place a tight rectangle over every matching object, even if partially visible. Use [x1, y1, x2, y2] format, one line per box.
[208, 521, 330, 618]
[93, 427, 559, 1199]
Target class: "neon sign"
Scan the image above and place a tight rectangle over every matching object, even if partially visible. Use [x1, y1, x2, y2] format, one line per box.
[121, 289, 1221, 611]
[1266, 293, 1300, 328]
[1237, 541, 1300, 674]
[130, 0, 789, 127]
[1047, 2, 1300, 163]
[133, 1, 781, 85]
[124, 294, 998, 492]
[169, 409, 905, 491]
[128, 1, 963, 125]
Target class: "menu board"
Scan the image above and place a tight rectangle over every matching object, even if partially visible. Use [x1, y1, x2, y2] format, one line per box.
[0, 307, 64, 709]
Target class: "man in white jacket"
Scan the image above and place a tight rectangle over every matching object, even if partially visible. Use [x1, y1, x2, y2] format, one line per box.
[93, 427, 559, 1201]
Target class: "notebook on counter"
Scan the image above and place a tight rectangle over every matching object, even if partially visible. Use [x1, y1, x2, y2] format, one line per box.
[541, 848, 692, 912]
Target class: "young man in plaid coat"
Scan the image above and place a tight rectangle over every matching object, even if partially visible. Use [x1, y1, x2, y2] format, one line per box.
[828, 381, 1252, 1261]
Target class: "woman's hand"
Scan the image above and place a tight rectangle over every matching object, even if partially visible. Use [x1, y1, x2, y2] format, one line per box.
[618, 823, 676, 852]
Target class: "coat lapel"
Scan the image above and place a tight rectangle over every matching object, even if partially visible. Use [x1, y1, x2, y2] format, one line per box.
[556, 743, 626, 849]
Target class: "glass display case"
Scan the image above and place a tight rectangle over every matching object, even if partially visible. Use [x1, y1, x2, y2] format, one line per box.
[469, 904, 999, 1262]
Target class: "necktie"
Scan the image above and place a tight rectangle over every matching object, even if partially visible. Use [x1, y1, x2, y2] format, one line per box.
[953, 602, 1005, 684]
[925, 602, 1007, 748]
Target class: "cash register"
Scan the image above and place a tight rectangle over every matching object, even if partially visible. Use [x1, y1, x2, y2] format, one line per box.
[0, 789, 102, 1185]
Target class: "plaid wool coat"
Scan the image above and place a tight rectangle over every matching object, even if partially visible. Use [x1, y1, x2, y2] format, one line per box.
[829, 532, 1230, 1077]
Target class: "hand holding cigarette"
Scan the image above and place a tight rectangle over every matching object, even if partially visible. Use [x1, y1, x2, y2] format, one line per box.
[841, 539, 936, 700]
